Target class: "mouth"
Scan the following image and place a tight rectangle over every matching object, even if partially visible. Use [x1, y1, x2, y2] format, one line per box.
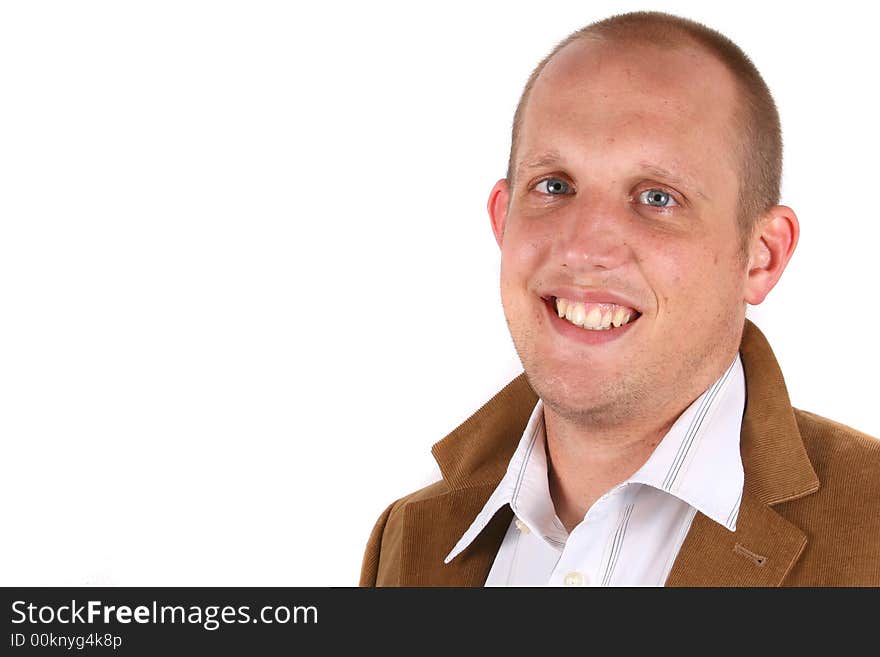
[541, 296, 642, 332]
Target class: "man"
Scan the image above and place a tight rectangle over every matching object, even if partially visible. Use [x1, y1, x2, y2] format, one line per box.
[360, 11, 880, 586]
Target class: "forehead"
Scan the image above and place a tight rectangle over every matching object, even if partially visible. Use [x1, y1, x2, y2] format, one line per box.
[538, 36, 736, 100]
[518, 38, 741, 182]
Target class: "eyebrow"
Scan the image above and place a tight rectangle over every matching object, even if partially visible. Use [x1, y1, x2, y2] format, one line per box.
[516, 152, 710, 202]
[517, 151, 564, 175]
[638, 163, 710, 201]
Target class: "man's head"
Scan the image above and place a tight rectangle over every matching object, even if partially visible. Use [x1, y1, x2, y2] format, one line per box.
[487, 11, 798, 429]
[507, 11, 783, 251]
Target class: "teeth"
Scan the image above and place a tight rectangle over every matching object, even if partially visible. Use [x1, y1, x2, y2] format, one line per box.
[553, 297, 638, 332]
[556, 297, 568, 318]
[584, 307, 602, 329]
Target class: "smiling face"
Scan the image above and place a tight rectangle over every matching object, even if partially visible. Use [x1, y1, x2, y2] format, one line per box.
[489, 38, 753, 428]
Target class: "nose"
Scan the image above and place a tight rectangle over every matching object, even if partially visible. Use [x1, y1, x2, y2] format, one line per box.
[553, 196, 631, 271]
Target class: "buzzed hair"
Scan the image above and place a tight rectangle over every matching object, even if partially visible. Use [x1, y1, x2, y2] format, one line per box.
[506, 11, 782, 247]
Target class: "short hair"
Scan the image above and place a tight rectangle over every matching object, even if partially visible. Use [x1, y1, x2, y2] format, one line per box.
[506, 11, 782, 246]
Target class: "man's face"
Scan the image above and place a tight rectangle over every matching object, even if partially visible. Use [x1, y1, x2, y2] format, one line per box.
[490, 39, 751, 427]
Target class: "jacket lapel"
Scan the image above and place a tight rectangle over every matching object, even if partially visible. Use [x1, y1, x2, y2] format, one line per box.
[397, 373, 537, 586]
[399, 488, 513, 586]
[396, 320, 819, 586]
[664, 491, 808, 586]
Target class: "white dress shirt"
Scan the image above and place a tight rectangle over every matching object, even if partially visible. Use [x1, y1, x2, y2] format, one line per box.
[444, 355, 745, 586]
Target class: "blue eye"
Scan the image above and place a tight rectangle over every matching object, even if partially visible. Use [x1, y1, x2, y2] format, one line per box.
[536, 178, 572, 195]
[638, 189, 678, 208]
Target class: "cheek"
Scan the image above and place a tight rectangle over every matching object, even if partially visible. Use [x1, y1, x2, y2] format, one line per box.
[647, 245, 733, 310]
[500, 227, 546, 284]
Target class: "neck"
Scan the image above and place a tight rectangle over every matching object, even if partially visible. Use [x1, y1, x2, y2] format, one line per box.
[544, 405, 676, 532]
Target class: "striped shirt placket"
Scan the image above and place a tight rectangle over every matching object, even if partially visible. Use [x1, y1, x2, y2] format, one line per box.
[511, 414, 568, 549]
[662, 359, 736, 492]
[601, 503, 635, 586]
[510, 418, 541, 516]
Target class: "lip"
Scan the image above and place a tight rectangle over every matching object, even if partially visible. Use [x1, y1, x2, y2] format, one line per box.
[541, 287, 643, 313]
[540, 295, 641, 345]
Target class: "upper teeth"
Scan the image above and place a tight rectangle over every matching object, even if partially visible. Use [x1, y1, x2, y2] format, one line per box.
[555, 297, 636, 331]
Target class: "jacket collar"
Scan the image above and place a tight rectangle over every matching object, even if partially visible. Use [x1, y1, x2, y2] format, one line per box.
[398, 320, 819, 586]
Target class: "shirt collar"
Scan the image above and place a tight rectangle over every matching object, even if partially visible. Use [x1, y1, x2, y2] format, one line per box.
[444, 355, 745, 564]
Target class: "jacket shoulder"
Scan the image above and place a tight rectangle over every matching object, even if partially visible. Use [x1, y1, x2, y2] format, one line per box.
[783, 408, 880, 585]
[793, 407, 880, 501]
[794, 407, 880, 466]
[358, 479, 450, 586]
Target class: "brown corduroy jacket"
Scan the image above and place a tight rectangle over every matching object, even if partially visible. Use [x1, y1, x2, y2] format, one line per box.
[359, 321, 880, 586]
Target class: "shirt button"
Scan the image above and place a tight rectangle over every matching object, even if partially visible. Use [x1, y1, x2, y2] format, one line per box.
[563, 571, 586, 587]
[515, 518, 530, 534]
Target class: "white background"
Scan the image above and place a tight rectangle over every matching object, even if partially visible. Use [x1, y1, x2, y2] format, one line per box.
[1, 1, 878, 586]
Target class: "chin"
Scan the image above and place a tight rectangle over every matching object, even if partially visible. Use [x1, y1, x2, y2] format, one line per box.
[523, 362, 627, 420]
[541, 387, 631, 427]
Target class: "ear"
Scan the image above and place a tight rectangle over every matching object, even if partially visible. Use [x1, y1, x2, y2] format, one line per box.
[744, 205, 800, 305]
[487, 178, 510, 248]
